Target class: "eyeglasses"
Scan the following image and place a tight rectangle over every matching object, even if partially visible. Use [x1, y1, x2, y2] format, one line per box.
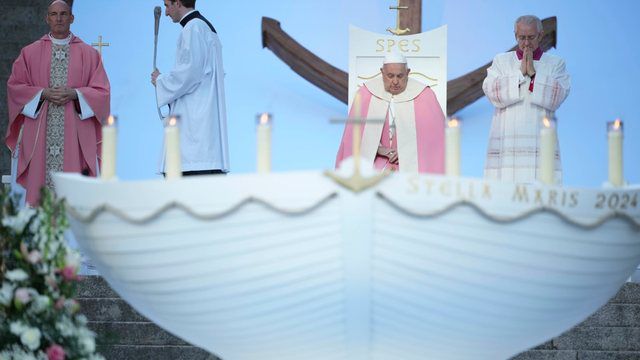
[517, 35, 539, 42]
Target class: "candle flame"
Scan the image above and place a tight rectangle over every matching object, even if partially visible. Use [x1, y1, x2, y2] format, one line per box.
[259, 113, 270, 125]
[448, 118, 459, 128]
[168, 116, 178, 127]
[614, 119, 621, 130]
[107, 115, 116, 126]
[542, 117, 551, 128]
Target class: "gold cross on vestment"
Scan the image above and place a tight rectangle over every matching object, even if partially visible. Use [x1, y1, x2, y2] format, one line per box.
[91, 35, 110, 57]
[387, 0, 411, 35]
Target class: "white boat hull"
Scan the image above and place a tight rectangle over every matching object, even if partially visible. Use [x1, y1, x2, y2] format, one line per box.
[54, 172, 640, 360]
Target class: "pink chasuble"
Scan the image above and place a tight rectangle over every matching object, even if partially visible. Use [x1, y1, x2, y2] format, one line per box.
[335, 85, 445, 174]
[6, 35, 110, 205]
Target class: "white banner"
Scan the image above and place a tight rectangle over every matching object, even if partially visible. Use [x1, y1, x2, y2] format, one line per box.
[348, 25, 448, 115]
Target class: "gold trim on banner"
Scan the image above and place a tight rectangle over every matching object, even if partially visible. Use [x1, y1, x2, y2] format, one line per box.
[410, 72, 438, 82]
[358, 73, 381, 80]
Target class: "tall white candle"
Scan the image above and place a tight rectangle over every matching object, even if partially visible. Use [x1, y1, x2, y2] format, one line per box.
[164, 116, 182, 179]
[608, 119, 624, 187]
[101, 115, 117, 180]
[445, 117, 461, 176]
[256, 113, 272, 173]
[539, 117, 557, 185]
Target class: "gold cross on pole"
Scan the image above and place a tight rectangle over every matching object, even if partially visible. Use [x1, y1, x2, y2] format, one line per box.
[387, 0, 411, 35]
[91, 35, 110, 58]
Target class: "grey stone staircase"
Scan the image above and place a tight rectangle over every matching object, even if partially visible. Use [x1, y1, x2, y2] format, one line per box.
[511, 283, 640, 360]
[77, 276, 220, 360]
[78, 276, 640, 360]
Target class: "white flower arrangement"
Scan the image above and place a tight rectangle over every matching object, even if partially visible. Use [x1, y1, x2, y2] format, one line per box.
[5, 270, 28, 282]
[20, 328, 41, 351]
[2, 208, 36, 234]
[1, 189, 105, 360]
[0, 345, 47, 360]
[0, 282, 15, 306]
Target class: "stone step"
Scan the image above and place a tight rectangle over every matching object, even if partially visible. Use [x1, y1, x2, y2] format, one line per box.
[512, 350, 640, 360]
[576, 351, 640, 360]
[89, 321, 189, 347]
[554, 327, 640, 351]
[511, 350, 577, 360]
[77, 276, 119, 298]
[77, 277, 640, 359]
[79, 298, 147, 323]
[77, 277, 215, 358]
[96, 345, 220, 360]
[77, 276, 640, 301]
[580, 304, 640, 327]
[77, 277, 640, 303]
[532, 341, 555, 350]
[610, 283, 640, 304]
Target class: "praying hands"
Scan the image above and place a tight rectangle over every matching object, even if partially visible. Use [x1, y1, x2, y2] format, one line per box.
[520, 48, 536, 77]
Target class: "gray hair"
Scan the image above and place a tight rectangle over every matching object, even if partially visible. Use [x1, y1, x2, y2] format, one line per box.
[514, 15, 543, 33]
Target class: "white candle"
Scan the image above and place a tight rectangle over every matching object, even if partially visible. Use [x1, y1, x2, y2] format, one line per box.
[445, 117, 461, 176]
[608, 119, 624, 187]
[256, 113, 272, 173]
[539, 117, 557, 185]
[101, 115, 117, 180]
[164, 116, 182, 179]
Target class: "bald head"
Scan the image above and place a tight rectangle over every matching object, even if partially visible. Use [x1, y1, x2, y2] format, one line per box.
[48, 0, 72, 12]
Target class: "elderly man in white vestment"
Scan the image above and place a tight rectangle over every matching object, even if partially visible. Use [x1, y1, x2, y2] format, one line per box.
[483, 15, 570, 183]
[151, 0, 229, 175]
[336, 53, 445, 174]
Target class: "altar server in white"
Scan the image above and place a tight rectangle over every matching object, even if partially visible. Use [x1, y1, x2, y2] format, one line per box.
[152, 0, 229, 175]
[483, 15, 570, 183]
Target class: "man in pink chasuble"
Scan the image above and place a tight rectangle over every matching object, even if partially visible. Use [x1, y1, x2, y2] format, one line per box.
[336, 53, 445, 174]
[6, 0, 110, 205]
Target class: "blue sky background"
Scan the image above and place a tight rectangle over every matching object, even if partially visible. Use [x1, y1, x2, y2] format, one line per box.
[72, 0, 639, 187]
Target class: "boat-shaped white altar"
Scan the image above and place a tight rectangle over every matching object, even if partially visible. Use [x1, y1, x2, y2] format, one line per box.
[54, 170, 640, 360]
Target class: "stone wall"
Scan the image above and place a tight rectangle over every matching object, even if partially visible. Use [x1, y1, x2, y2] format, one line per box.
[0, 0, 50, 177]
